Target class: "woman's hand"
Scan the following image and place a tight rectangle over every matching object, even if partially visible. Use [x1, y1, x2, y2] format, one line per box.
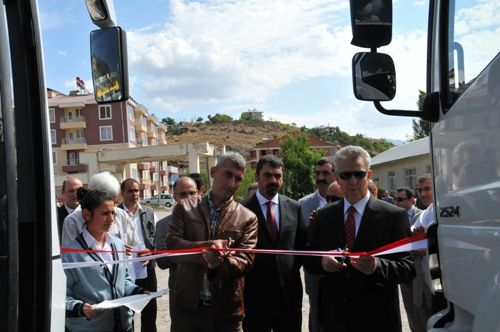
[82, 303, 103, 319]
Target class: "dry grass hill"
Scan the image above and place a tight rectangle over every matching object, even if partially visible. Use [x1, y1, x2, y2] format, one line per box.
[168, 122, 301, 155]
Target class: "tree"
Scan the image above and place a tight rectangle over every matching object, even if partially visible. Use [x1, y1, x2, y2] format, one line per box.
[233, 165, 256, 202]
[162, 117, 176, 126]
[411, 90, 432, 140]
[196, 116, 204, 123]
[208, 113, 233, 124]
[280, 134, 322, 199]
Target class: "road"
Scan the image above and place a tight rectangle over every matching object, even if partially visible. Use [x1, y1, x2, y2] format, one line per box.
[135, 208, 411, 331]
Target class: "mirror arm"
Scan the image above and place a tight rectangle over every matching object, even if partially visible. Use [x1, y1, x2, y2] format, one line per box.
[373, 101, 422, 117]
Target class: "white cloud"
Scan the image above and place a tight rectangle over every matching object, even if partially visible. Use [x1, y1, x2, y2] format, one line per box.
[127, 0, 353, 110]
[57, 49, 68, 56]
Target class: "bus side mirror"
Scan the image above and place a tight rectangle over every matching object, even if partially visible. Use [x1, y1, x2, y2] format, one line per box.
[90, 27, 129, 103]
[352, 52, 396, 101]
[350, 0, 392, 48]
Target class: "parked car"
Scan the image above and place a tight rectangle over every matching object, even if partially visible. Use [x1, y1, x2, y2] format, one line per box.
[141, 193, 175, 207]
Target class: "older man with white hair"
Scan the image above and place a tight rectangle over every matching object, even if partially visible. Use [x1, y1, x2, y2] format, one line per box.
[61, 171, 139, 247]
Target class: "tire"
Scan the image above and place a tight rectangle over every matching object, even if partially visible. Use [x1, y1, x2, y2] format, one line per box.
[165, 202, 172, 208]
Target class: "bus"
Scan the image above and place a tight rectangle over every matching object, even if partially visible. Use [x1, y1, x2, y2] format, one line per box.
[350, 1, 500, 331]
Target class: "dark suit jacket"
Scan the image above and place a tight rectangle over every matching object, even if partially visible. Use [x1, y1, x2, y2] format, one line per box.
[304, 197, 415, 332]
[57, 205, 70, 240]
[241, 194, 307, 326]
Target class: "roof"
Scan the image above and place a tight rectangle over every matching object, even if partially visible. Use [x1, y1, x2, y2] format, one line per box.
[371, 137, 429, 166]
[254, 135, 336, 149]
[48, 93, 97, 107]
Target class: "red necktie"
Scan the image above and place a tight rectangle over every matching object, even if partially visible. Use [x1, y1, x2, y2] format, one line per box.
[345, 205, 356, 249]
[266, 201, 279, 241]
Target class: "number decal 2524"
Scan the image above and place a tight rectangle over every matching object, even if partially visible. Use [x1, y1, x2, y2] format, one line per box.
[440, 206, 460, 218]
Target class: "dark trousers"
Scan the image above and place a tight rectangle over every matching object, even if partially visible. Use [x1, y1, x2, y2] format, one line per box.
[171, 303, 242, 332]
[135, 265, 157, 332]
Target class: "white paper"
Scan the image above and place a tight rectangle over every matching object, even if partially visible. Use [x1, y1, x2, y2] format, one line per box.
[131, 245, 148, 280]
[93, 288, 169, 313]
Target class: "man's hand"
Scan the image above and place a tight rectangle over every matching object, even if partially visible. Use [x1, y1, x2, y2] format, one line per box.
[350, 255, 378, 275]
[82, 303, 102, 319]
[138, 248, 151, 266]
[202, 239, 229, 269]
[321, 253, 347, 272]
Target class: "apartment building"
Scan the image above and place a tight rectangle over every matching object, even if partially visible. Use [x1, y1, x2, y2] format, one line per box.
[48, 88, 174, 200]
[248, 135, 337, 168]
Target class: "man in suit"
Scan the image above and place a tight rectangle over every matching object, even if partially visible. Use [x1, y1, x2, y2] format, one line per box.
[299, 157, 336, 332]
[242, 155, 307, 332]
[57, 176, 83, 240]
[119, 178, 158, 332]
[305, 145, 415, 332]
[395, 186, 422, 332]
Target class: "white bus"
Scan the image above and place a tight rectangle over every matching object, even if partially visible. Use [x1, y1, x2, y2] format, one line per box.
[350, 1, 500, 331]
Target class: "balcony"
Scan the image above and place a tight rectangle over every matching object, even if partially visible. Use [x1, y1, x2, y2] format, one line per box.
[61, 137, 87, 150]
[135, 119, 147, 133]
[60, 116, 86, 129]
[62, 160, 88, 173]
[137, 162, 150, 171]
[147, 129, 157, 139]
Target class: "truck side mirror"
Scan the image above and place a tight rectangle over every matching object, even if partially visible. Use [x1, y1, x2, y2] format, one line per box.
[352, 52, 396, 101]
[350, 0, 392, 48]
[90, 27, 129, 103]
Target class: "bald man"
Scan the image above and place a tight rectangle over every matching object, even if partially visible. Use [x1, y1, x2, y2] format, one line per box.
[57, 177, 83, 240]
[154, 176, 200, 327]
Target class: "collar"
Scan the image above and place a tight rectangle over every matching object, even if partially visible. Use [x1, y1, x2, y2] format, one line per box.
[207, 190, 231, 211]
[64, 204, 77, 214]
[315, 190, 327, 206]
[82, 227, 113, 250]
[343, 191, 371, 215]
[122, 202, 142, 215]
[256, 189, 279, 206]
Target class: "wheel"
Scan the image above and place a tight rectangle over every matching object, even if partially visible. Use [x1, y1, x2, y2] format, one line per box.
[165, 202, 172, 207]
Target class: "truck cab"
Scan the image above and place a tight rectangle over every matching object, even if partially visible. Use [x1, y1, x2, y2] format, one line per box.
[350, 0, 500, 331]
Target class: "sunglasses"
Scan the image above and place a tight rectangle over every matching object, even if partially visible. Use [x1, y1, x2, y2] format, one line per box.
[326, 195, 342, 203]
[395, 197, 408, 202]
[338, 171, 367, 180]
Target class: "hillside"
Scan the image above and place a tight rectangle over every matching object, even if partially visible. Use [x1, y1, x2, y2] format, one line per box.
[166, 120, 394, 156]
[168, 122, 301, 155]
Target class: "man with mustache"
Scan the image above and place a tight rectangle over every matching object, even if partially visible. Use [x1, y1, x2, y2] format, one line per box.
[299, 157, 336, 332]
[241, 155, 307, 332]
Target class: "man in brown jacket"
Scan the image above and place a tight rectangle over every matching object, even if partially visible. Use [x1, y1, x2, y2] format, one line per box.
[167, 152, 258, 332]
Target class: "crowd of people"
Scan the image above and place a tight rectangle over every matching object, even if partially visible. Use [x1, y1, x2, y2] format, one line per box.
[57, 145, 441, 332]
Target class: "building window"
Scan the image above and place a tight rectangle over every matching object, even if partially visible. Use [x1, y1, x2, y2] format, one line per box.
[75, 108, 83, 120]
[426, 164, 431, 174]
[51, 129, 56, 145]
[49, 108, 55, 123]
[99, 126, 113, 141]
[52, 151, 57, 165]
[127, 104, 135, 121]
[129, 126, 136, 142]
[131, 168, 138, 179]
[404, 168, 417, 189]
[388, 171, 395, 192]
[99, 105, 112, 119]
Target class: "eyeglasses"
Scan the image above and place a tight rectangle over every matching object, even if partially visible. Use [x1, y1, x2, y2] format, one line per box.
[417, 186, 432, 192]
[338, 171, 367, 180]
[326, 195, 342, 203]
[395, 197, 408, 202]
[175, 191, 198, 198]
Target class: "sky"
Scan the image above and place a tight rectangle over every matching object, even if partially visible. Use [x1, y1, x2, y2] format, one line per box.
[39, 0, 430, 141]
